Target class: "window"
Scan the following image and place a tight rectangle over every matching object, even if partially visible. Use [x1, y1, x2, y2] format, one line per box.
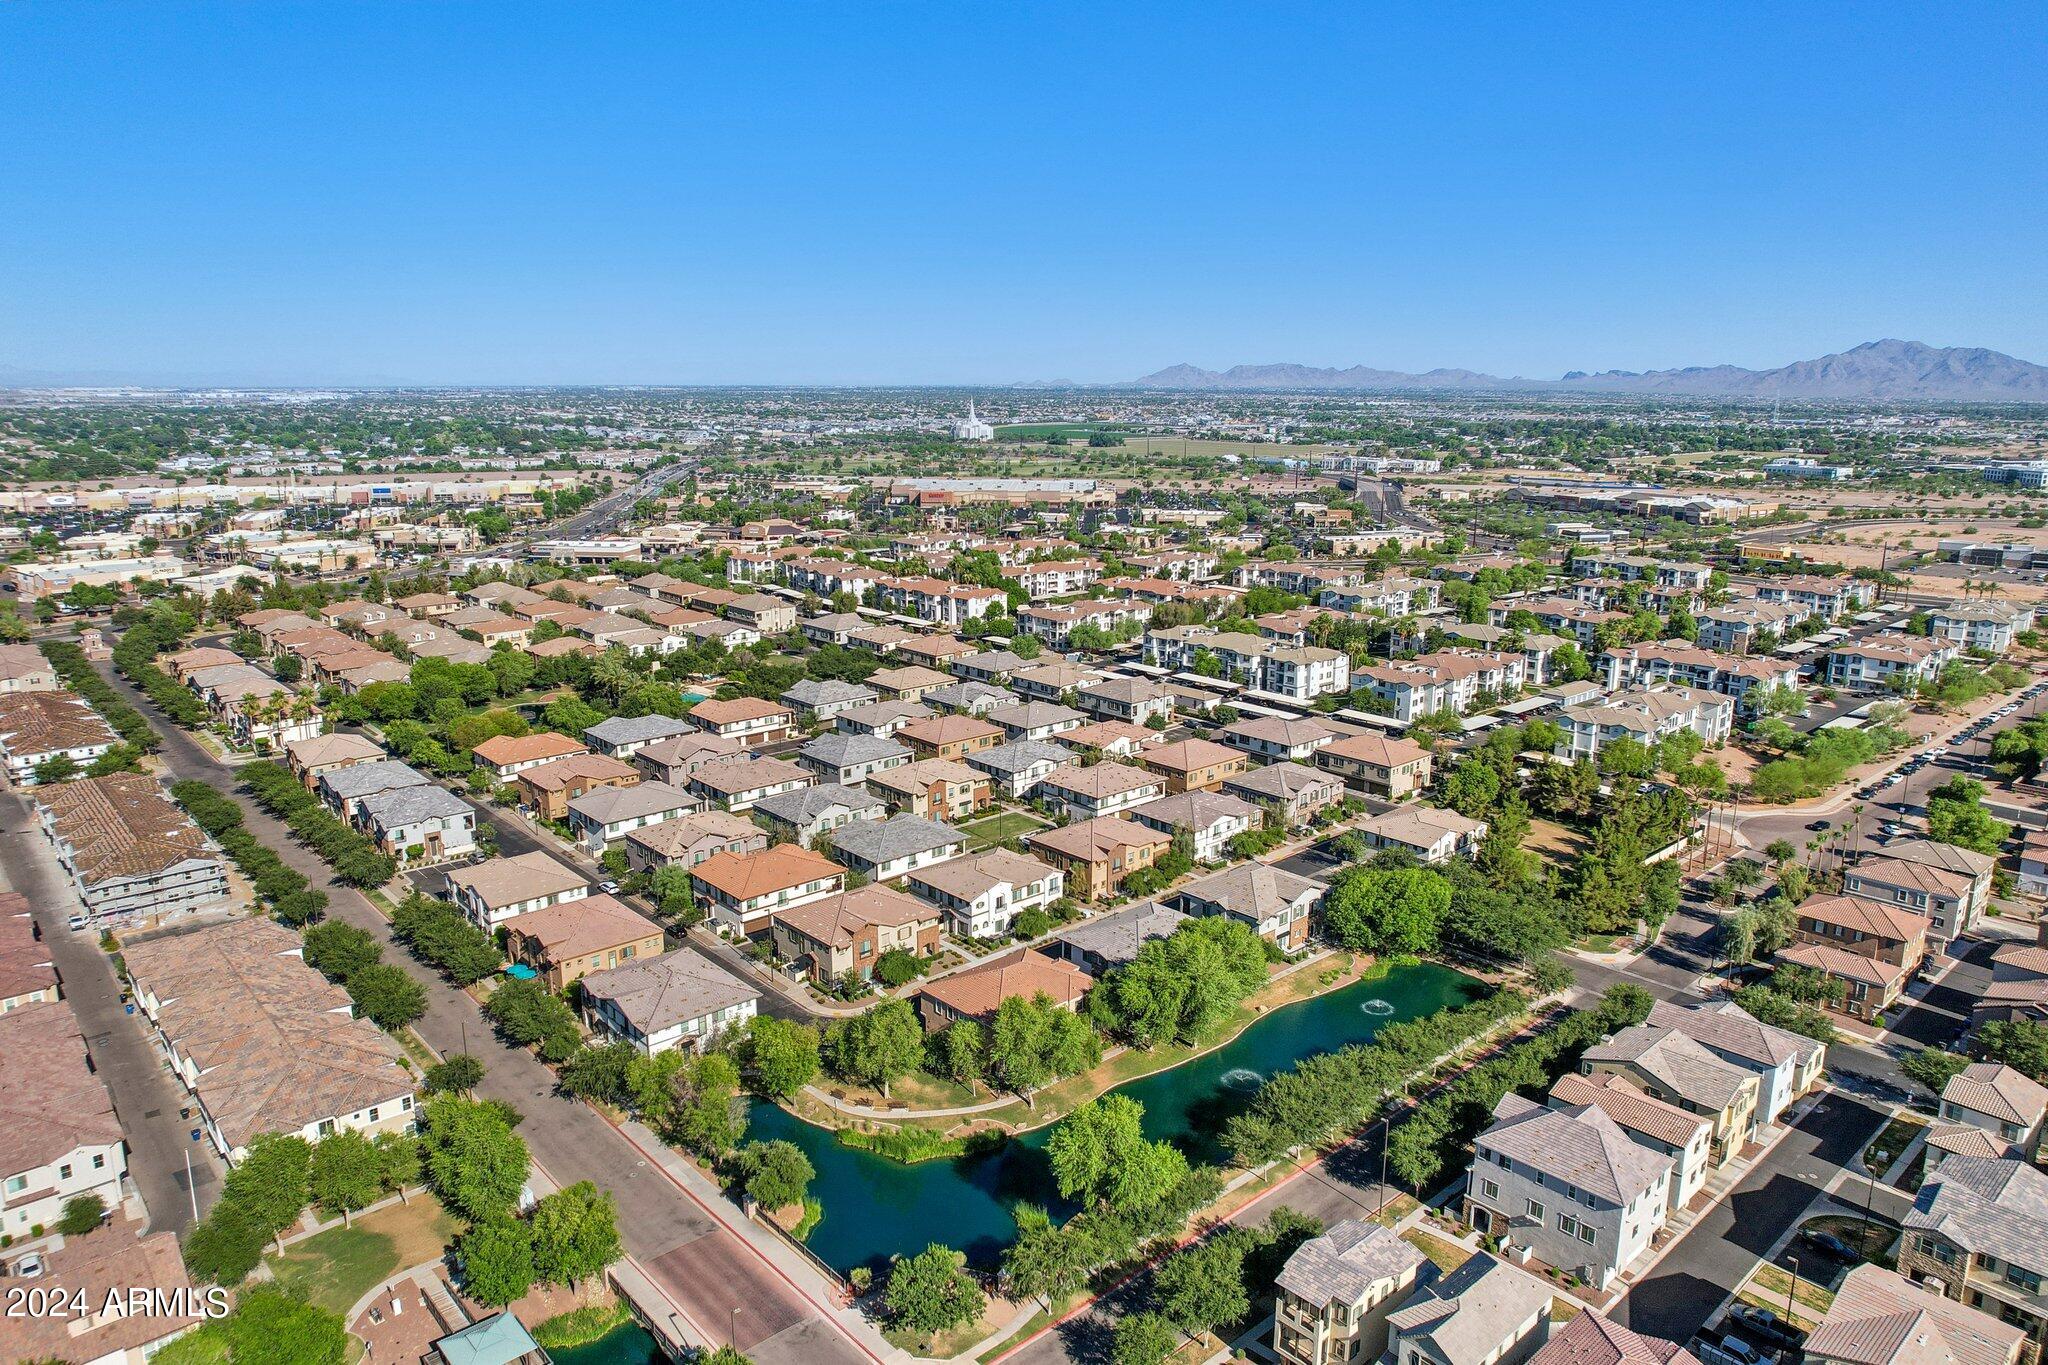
[2009, 1266, 2042, 1294]
[1481, 1179, 1499, 1201]
[59, 1163, 73, 1180]
[1525, 1199, 1545, 1221]
[93, 1154, 105, 1170]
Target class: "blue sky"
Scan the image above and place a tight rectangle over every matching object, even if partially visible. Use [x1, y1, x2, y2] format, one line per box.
[2, 3, 2043, 385]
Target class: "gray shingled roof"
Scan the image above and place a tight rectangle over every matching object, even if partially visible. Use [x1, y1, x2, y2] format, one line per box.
[1907, 1156, 2048, 1275]
[1052, 901, 1190, 969]
[968, 739, 1075, 776]
[320, 759, 430, 801]
[1583, 1024, 1753, 1111]
[585, 714, 694, 747]
[754, 785, 886, 825]
[1275, 1220, 1428, 1308]
[784, 679, 879, 709]
[830, 814, 964, 864]
[1175, 862, 1321, 920]
[357, 784, 472, 828]
[1649, 998, 1821, 1070]
[800, 733, 909, 768]
[568, 780, 695, 824]
[581, 951, 758, 1033]
[1224, 760, 1335, 800]
[1477, 1093, 1673, 1206]
[1386, 1252, 1555, 1365]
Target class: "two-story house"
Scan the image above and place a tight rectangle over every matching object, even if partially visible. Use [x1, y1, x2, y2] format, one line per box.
[1582, 1022, 1759, 1169]
[691, 844, 847, 936]
[1271, 1221, 1430, 1365]
[1845, 840, 1995, 948]
[1314, 733, 1434, 800]
[689, 697, 797, 748]
[770, 884, 944, 985]
[445, 849, 590, 931]
[906, 849, 1065, 940]
[829, 814, 967, 884]
[1901, 1156, 2048, 1354]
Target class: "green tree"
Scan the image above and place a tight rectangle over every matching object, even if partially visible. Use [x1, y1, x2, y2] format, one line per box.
[1111, 1312, 1179, 1365]
[1979, 1020, 2048, 1082]
[421, 1094, 530, 1222]
[884, 1243, 986, 1338]
[671, 1052, 747, 1157]
[529, 1181, 622, 1288]
[308, 1132, 384, 1226]
[743, 1016, 821, 1100]
[938, 1019, 985, 1088]
[987, 992, 1102, 1104]
[733, 1140, 815, 1211]
[222, 1132, 313, 1251]
[1002, 1204, 1088, 1312]
[57, 1193, 107, 1236]
[302, 921, 382, 982]
[457, 1216, 537, 1306]
[1321, 866, 1451, 955]
[1154, 1232, 1253, 1335]
[1047, 1095, 1189, 1212]
[424, 1053, 486, 1095]
[825, 997, 924, 1098]
[1903, 1048, 1971, 1095]
[347, 962, 429, 1029]
[184, 1197, 269, 1286]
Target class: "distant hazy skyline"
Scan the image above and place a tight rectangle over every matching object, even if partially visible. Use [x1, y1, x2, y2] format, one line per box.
[3, 3, 2044, 386]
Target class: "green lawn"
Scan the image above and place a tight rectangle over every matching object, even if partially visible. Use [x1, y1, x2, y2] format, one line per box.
[265, 1197, 462, 1315]
[960, 810, 1049, 849]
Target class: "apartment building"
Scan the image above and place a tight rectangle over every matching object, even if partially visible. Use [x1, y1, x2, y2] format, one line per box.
[1016, 599, 1153, 648]
[1464, 1094, 1673, 1290]
[1555, 684, 1733, 760]
[1825, 632, 1960, 690]
[445, 849, 589, 931]
[1485, 596, 1625, 647]
[1695, 599, 1807, 654]
[36, 773, 230, 928]
[1930, 602, 2037, 655]
[1741, 573, 1877, 621]
[1601, 642, 1804, 719]
[1143, 627, 1352, 701]
[691, 844, 847, 935]
[872, 575, 1006, 626]
[1001, 559, 1101, 600]
[1355, 650, 1527, 724]
[1569, 553, 1713, 592]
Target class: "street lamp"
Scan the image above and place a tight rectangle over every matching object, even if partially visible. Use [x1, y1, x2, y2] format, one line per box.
[730, 1306, 743, 1348]
[1375, 1115, 1391, 1219]
[1785, 1256, 1800, 1323]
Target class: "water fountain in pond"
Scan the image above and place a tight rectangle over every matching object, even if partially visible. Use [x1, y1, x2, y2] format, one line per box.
[1220, 1068, 1264, 1091]
[1360, 998, 1396, 1016]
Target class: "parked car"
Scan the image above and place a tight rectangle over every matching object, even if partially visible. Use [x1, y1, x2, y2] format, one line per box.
[1800, 1228, 1859, 1260]
[1731, 1305, 1803, 1352]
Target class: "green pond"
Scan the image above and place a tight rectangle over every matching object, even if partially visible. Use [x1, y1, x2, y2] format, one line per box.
[548, 1320, 666, 1365]
[747, 959, 1480, 1276]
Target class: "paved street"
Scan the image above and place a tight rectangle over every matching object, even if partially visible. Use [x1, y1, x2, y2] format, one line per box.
[94, 651, 877, 1365]
[0, 790, 224, 1238]
[1613, 1089, 1893, 1344]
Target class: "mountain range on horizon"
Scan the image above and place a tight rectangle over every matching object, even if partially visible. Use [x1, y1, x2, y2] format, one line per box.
[1127, 339, 2048, 402]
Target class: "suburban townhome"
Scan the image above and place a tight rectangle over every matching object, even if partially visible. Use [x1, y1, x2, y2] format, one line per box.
[1804, 1264, 2025, 1365]
[1060, 720, 1165, 760]
[1583, 1022, 1760, 1169]
[800, 612, 868, 646]
[0, 1001, 128, 1246]
[580, 951, 759, 1056]
[284, 731, 385, 789]
[1271, 1220, 1430, 1365]
[0, 642, 58, 693]
[1383, 1252, 1556, 1365]
[319, 758, 432, 822]
[915, 949, 1090, 1028]
[770, 884, 944, 985]
[445, 849, 590, 931]
[1790, 892, 1931, 977]
[36, 772, 231, 928]
[1050, 901, 1189, 975]
[584, 712, 696, 759]
[631, 731, 747, 785]
[950, 648, 1028, 684]
[567, 780, 699, 852]
[1463, 1093, 1672, 1290]
[836, 699, 937, 737]
[924, 681, 1017, 717]
[1901, 1156, 2048, 1353]
[1074, 677, 1177, 726]
[1314, 732, 1435, 800]
[906, 848, 1066, 939]
[798, 732, 911, 785]
[1027, 816, 1173, 901]
[0, 892, 57, 1011]
[782, 678, 880, 721]
[120, 918, 417, 1162]
[988, 700, 1089, 743]
[1173, 862, 1322, 954]
[1217, 715, 1338, 764]
[1039, 761, 1168, 821]
[1009, 661, 1108, 703]
[1222, 761, 1346, 827]
[1777, 939, 1911, 1022]
[623, 809, 767, 873]
[689, 697, 797, 748]
[357, 785, 477, 866]
[1646, 999, 1824, 1128]
[1141, 737, 1251, 794]
[865, 664, 955, 702]
[0, 690, 119, 784]
[1931, 1064, 2048, 1169]
[503, 893, 665, 991]
[753, 784, 889, 845]
[897, 713, 1005, 760]
[968, 738, 1077, 799]
[685, 754, 816, 812]
[1549, 1070, 1712, 1215]
[1354, 805, 1488, 864]
[515, 751, 641, 821]
[864, 758, 993, 821]
[829, 813, 967, 883]
[1129, 789, 1261, 863]
[1845, 839, 1995, 947]
[470, 730, 588, 781]
[691, 844, 847, 935]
